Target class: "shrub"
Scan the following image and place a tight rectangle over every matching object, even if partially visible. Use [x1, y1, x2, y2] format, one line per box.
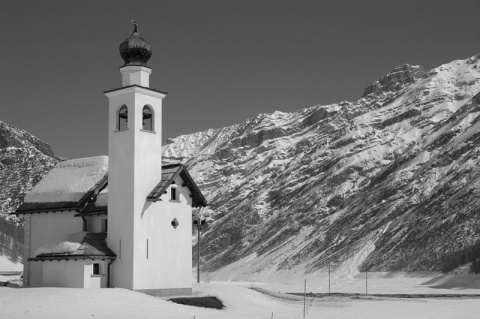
[169, 296, 224, 309]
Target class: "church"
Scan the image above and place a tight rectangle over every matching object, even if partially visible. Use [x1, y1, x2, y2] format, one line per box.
[13, 24, 207, 296]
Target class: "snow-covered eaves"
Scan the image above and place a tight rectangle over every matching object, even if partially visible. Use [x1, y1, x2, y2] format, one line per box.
[29, 232, 116, 262]
[12, 201, 80, 215]
[147, 164, 208, 207]
[75, 207, 107, 216]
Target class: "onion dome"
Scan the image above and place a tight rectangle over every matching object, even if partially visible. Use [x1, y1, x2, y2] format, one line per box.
[119, 24, 152, 67]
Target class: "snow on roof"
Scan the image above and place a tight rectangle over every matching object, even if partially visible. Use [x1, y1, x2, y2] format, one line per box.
[24, 156, 108, 203]
[34, 232, 87, 257]
[32, 232, 116, 260]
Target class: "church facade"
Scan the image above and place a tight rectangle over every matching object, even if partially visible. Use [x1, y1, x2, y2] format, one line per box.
[13, 25, 206, 296]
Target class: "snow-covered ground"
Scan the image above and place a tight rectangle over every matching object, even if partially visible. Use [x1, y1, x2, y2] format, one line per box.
[0, 255, 22, 272]
[1, 273, 479, 319]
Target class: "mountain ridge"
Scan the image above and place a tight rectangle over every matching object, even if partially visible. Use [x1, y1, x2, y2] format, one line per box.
[162, 53, 480, 279]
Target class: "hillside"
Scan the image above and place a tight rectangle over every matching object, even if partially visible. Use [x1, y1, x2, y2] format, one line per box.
[0, 120, 61, 266]
[0, 121, 61, 219]
[162, 54, 480, 278]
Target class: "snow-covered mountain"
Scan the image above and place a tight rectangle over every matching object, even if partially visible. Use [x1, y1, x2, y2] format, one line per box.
[163, 54, 480, 279]
[0, 121, 61, 219]
[0, 120, 61, 266]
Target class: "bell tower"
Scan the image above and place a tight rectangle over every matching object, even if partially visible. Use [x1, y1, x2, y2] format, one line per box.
[104, 24, 167, 291]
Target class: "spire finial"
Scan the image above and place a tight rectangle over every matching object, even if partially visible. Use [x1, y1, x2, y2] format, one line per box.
[131, 19, 138, 33]
[131, 8, 140, 33]
[120, 8, 151, 67]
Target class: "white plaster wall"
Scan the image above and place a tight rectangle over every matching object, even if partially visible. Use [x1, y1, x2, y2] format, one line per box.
[83, 261, 108, 288]
[107, 91, 136, 290]
[133, 174, 193, 290]
[27, 211, 83, 287]
[106, 76, 192, 292]
[42, 260, 85, 288]
[106, 85, 165, 290]
[120, 66, 151, 87]
[85, 215, 107, 233]
[41, 260, 108, 288]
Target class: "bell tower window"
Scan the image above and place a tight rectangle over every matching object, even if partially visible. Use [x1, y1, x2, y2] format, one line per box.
[118, 105, 128, 131]
[142, 106, 154, 131]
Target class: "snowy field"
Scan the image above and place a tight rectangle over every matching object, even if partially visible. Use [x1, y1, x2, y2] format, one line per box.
[0, 255, 22, 272]
[1, 272, 479, 319]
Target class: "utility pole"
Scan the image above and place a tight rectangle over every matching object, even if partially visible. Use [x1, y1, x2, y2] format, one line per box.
[193, 219, 207, 283]
[197, 225, 200, 283]
[366, 262, 369, 295]
[328, 261, 331, 294]
[303, 279, 306, 318]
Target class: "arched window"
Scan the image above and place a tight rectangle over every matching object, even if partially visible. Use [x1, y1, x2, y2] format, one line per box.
[118, 105, 128, 131]
[142, 105, 154, 131]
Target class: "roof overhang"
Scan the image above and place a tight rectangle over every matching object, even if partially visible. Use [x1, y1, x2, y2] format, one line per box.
[104, 85, 167, 99]
[28, 255, 116, 262]
[12, 202, 79, 215]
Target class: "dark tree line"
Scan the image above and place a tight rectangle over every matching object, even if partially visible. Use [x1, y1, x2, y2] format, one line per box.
[440, 240, 480, 273]
[470, 258, 480, 274]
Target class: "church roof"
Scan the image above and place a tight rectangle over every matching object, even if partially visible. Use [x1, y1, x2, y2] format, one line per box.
[23, 156, 109, 204]
[14, 166, 108, 215]
[28, 232, 116, 262]
[14, 158, 206, 215]
[147, 164, 207, 207]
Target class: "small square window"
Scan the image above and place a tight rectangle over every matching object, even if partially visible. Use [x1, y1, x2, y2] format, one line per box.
[93, 263, 100, 275]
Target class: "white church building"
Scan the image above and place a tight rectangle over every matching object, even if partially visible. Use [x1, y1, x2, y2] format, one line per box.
[13, 24, 207, 296]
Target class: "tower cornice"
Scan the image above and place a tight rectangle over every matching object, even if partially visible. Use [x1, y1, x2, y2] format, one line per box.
[104, 85, 167, 99]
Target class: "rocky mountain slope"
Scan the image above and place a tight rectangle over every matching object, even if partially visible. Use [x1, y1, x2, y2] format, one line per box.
[0, 120, 61, 265]
[0, 121, 61, 219]
[163, 54, 480, 279]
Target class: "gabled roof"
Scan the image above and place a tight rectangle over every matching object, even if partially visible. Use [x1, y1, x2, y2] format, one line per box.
[25, 156, 108, 203]
[14, 156, 109, 215]
[14, 172, 108, 215]
[28, 233, 116, 262]
[147, 164, 207, 207]
[13, 160, 206, 214]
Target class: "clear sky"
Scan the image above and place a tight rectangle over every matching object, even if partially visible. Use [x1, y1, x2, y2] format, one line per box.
[1, 0, 479, 159]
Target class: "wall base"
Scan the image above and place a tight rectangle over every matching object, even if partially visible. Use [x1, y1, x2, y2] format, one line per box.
[136, 288, 192, 297]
